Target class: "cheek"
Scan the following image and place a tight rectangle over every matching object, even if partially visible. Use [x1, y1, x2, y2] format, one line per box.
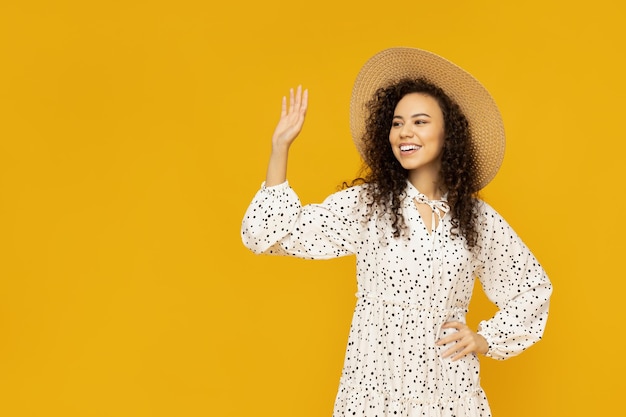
[435, 142, 445, 159]
[438, 138, 446, 152]
[436, 132, 446, 152]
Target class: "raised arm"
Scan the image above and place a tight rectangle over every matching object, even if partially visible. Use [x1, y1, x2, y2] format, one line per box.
[265, 85, 308, 186]
[242, 86, 367, 258]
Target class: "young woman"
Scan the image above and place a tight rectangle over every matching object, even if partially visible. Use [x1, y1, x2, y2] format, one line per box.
[241, 47, 552, 417]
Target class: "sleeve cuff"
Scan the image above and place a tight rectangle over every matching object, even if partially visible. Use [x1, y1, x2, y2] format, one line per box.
[477, 320, 499, 360]
[261, 180, 290, 191]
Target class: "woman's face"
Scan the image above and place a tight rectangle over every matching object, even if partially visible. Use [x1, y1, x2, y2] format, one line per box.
[389, 93, 446, 178]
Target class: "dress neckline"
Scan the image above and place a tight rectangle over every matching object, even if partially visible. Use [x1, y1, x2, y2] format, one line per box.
[404, 180, 450, 235]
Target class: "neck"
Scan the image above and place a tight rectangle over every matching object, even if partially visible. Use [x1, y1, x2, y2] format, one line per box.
[408, 170, 443, 200]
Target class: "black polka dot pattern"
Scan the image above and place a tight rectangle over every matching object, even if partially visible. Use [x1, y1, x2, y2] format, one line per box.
[241, 180, 552, 416]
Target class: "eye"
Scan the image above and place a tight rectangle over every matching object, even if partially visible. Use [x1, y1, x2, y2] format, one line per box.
[414, 119, 427, 125]
[391, 121, 403, 127]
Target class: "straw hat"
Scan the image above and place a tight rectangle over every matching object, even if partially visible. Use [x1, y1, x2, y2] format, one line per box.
[350, 47, 505, 191]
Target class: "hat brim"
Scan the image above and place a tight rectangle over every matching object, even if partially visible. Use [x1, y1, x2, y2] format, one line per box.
[350, 47, 505, 191]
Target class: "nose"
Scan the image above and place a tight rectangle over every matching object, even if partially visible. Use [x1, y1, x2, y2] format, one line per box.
[400, 122, 413, 138]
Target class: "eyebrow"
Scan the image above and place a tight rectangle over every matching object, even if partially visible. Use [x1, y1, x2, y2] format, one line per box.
[392, 113, 432, 119]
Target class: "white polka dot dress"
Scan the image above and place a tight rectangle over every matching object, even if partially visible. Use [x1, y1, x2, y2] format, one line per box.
[241, 180, 552, 417]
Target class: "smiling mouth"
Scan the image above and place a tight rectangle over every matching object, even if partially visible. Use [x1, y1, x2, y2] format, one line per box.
[400, 144, 421, 152]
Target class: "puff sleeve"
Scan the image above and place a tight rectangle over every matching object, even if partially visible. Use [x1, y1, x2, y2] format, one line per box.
[241, 181, 363, 259]
[474, 201, 553, 360]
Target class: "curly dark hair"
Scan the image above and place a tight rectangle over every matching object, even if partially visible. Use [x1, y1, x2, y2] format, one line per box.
[353, 77, 480, 248]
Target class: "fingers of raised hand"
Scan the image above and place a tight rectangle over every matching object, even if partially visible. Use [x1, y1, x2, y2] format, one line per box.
[282, 86, 308, 117]
[289, 86, 298, 114]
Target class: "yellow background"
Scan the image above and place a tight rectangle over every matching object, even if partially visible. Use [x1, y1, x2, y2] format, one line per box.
[0, 1, 623, 416]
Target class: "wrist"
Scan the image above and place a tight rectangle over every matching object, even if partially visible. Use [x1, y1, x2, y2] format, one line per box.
[476, 333, 489, 355]
[270, 142, 291, 156]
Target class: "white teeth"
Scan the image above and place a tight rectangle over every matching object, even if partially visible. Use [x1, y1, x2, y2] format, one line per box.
[400, 145, 420, 152]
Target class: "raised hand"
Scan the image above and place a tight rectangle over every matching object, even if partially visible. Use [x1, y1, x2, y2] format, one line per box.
[436, 321, 489, 361]
[272, 85, 309, 151]
[265, 86, 309, 187]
